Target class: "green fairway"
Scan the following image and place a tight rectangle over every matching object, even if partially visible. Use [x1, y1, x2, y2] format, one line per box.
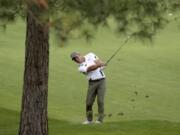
[0, 19, 180, 135]
[1, 107, 180, 135]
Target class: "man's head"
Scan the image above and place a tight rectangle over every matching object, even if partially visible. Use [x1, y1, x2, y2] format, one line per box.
[70, 52, 85, 64]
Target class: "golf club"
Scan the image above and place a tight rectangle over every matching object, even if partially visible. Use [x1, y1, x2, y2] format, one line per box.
[105, 35, 131, 65]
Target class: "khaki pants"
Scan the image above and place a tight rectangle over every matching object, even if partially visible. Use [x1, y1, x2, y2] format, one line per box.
[86, 79, 106, 122]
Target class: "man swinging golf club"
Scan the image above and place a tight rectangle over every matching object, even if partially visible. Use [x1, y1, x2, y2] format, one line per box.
[71, 52, 106, 124]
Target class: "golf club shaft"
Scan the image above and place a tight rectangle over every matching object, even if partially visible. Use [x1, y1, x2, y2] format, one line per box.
[105, 36, 131, 65]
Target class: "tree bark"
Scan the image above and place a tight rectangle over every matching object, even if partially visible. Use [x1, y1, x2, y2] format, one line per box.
[19, 6, 49, 135]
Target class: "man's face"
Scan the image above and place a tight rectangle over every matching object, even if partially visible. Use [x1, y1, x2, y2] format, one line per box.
[74, 55, 84, 64]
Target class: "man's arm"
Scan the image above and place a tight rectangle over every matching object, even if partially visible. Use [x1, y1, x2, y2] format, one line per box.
[87, 59, 105, 72]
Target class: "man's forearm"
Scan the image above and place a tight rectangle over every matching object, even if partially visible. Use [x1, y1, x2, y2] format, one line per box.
[87, 64, 101, 72]
[86, 59, 105, 72]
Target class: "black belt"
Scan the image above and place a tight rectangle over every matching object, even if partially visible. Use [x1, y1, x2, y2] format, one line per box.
[89, 78, 105, 82]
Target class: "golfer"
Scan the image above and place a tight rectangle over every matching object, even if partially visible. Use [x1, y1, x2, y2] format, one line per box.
[70, 52, 106, 124]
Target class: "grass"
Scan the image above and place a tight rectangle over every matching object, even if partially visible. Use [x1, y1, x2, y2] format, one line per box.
[0, 107, 180, 135]
[0, 19, 180, 134]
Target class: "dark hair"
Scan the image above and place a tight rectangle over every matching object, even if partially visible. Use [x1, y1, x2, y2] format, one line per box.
[73, 57, 78, 63]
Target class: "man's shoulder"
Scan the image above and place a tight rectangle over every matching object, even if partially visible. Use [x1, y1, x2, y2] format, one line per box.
[85, 52, 97, 59]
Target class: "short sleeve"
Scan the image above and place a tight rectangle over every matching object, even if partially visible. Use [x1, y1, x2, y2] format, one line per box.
[78, 64, 88, 73]
[88, 53, 99, 61]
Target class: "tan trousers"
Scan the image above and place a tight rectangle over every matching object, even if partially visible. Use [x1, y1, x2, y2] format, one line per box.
[86, 79, 106, 122]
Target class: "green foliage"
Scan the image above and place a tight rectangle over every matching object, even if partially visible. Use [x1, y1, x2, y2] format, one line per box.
[0, 0, 180, 42]
[168, 0, 180, 12]
[0, 0, 21, 22]
[59, 0, 174, 41]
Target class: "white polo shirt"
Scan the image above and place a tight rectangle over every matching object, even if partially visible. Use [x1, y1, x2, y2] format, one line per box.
[78, 53, 105, 80]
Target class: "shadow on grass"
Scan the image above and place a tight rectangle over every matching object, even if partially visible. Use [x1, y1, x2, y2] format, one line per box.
[0, 107, 19, 135]
[0, 107, 180, 135]
[49, 119, 180, 135]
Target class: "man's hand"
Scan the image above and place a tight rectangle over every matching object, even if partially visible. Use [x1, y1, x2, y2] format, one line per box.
[94, 59, 106, 67]
[86, 59, 106, 72]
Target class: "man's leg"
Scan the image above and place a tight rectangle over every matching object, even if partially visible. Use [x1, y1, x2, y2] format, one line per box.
[97, 79, 106, 122]
[86, 81, 97, 121]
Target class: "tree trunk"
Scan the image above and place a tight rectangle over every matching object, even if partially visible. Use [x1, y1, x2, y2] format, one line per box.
[19, 6, 49, 135]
